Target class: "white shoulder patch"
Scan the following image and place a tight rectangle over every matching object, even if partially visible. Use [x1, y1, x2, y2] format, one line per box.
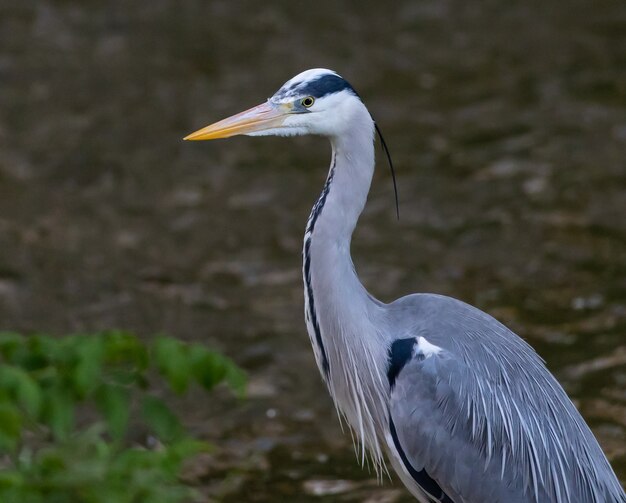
[415, 336, 442, 358]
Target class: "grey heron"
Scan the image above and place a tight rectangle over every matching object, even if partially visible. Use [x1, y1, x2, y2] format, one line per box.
[185, 69, 625, 502]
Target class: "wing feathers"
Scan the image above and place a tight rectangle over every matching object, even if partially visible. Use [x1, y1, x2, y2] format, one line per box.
[388, 333, 625, 503]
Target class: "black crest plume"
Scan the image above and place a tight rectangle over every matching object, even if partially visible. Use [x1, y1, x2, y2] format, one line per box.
[374, 122, 400, 220]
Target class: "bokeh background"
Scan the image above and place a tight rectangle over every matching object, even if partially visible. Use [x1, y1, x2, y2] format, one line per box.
[1, 0, 625, 501]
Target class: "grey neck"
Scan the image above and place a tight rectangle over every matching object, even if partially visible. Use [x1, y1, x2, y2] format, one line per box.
[316, 131, 376, 243]
[303, 126, 378, 374]
[302, 117, 390, 469]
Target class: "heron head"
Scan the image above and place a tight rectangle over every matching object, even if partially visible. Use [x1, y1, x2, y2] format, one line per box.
[184, 69, 367, 141]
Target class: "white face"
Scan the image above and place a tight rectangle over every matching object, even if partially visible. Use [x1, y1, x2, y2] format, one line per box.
[241, 94, 363, 138]
[251, 69, 368, 138]
[184, 68, 370, 142]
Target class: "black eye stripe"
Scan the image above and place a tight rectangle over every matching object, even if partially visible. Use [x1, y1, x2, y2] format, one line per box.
[273, 73, 361, 102]
[297, 74, 358, 99]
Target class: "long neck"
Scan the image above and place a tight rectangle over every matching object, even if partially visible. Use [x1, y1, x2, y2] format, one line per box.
[317, 131, 376, 242]
[303, 121, 377, 377]
[302, 112, 390, 470]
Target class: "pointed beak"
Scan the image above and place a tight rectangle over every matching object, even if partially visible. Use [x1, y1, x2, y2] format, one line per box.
[184, 101, 290, 141]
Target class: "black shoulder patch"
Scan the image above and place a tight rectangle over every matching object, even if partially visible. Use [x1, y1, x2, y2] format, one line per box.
[387, 338, 417, 388]
[390, 418, 455, 503]
[299, 74, 358, 99]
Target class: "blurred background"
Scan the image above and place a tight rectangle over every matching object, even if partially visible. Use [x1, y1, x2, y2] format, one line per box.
[0, 0, 625, 501]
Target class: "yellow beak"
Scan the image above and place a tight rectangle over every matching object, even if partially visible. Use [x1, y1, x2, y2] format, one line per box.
[184, 101, 289, 141]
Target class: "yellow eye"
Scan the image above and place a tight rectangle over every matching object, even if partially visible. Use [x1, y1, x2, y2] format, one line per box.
[301, 96, 315, 108]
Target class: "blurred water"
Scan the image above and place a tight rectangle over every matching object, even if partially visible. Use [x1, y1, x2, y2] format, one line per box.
[0, 0, 624, 501]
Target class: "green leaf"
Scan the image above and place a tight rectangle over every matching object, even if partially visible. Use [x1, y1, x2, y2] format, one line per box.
[167, 438, 211, 464]
[190, 348, 245, 396]
[0, 469, 24, 487]
[41, 387, 74, 441]
[189, 349, 225, 390]
[72, 336, 104, 398]
[3, 335, 56, 378]
[141, 396, 182, 441]
[96, 385, 130, 441]
[32, 334, 65, 367]
[0, 331, 244, 503]
[0, 332, 25, 360]
[103, 331, 148, 369]
[0, 403, 22, 452]
[153, 337, 191, 394]
[225, 363, 246, 398]
[36, 445, 67, 473]
[0, 366, 42, 419]
[14, 371, 42, 419]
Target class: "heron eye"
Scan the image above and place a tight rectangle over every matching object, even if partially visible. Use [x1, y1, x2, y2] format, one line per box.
[301, 96, 315, 108]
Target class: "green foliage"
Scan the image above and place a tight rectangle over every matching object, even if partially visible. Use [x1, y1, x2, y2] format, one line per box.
[0, 331, 245, 503]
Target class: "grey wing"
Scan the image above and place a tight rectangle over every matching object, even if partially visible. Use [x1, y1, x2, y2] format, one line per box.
[389, 345, 532, 502]
[386, 298, 626, 503]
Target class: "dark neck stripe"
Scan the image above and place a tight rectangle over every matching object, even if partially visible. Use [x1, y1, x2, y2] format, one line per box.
[306, 161, 335, 234]
[303, 156, 336, 378]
